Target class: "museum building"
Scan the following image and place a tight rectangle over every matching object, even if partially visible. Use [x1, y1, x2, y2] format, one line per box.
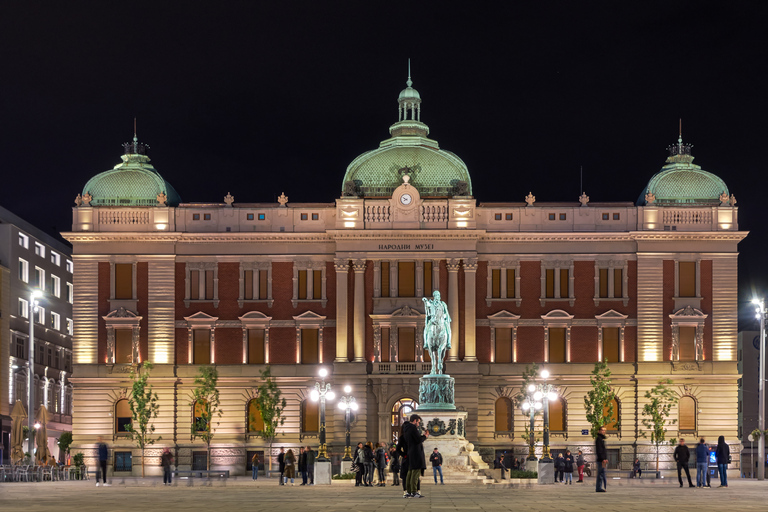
[63, 75, 745, 476]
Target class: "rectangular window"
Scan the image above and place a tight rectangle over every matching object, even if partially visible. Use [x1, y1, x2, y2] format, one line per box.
[679, 326, 696, 361]
[18, 233, 29, 248]
[193, 214, 200, 220]
[205, 271, 214, 300]
[193, 329, 211, 364]
[298, 270, 307, 299]
[301, 329, 319, 364]
[66, 260, 73, 273]
[613, 213, 620, 220]
[258, 213, 265, 220]
[311, 213, 319, 220]
[114, 263, 133, 299]
[15, 337, 26, 359]
[549, 327, 566, 363]
[312, 270, 322, 300]
[599, 268, 609, 298]
[398, 262, 415, 297]
[50, 251, 60, 266]
[398, 327, 415, 362]
[114, 452, 132, 472]
[381, 262, 390, 297]
[34, 242, 45, 258]
[491, 269, 501, 298]
[204, 214, 211, 221]
[494, 213, 502, 220]
[603, 327, 620, 363]
[67, 283, 74, 304]
[18, 298, 28, 319]
[66, 318, 73, 336]
[559, 213, 567, 221]
[381, 327, 390, 362]
[190, 270, 200, 298]
[248, 329, 265, 364]
[613, 268, 623, 297]
[495, 328, 513, 363]
[506, 213, 513, 221]
[246, 213, 254, 220]
[115, 329, 133, 364]
[19, 258, 29, 282]
[190, 269, 215, 300]
[51, 312, 61, 331]
[559, 268, 569, 298]
[258, 270, 268, 299]
[506, 269, 516, 298]
[679, 262, 696, 297]
[602, 213, 609, 220]
[423, 261, 433, 294]
[35, 267, 45, 289]
[301, 213, 308, 221]
[545, 268, 555, 298]
[35, 306, 45, 325]
[47, 347, 53, 367]
[244, 270, 254, 300]
[548, 213, 556, 221]
[51, 275, 61, 298]
[54, 349, 60, 369]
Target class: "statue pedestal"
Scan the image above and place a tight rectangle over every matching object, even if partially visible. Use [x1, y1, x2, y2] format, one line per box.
[416, 408, 488, 478]
[537, 460, 554, 484]
[418, 374, 455, 410]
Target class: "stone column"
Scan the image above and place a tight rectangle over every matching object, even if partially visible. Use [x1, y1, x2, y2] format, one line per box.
[447, 259, 461, 361]
[334, 259, 349, 362]
[353, 260, 367, 362]
[463, 258, 478, 361]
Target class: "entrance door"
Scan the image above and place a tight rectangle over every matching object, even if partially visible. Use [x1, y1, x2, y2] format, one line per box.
[606, 449, 620, 469]
[391, 398, 418, 443]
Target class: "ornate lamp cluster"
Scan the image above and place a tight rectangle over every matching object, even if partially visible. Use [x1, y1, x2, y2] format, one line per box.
[337, 386, 358, 460]
[520, 369, 559, 462]
[309, 368, 335, 461]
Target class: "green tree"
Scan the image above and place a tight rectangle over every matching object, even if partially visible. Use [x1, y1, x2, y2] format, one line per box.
[252, 366, 287, 472]
[57, 431, 74, 463]
[513, 364, 540, 457]
[641, 379, 678, 474]
[190, 366, 222, 471]
[125, 362, 161, 477]
[584, 359, 616, 438]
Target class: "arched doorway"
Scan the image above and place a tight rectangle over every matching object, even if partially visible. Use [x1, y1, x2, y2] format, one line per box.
[391, 398, 418, 443]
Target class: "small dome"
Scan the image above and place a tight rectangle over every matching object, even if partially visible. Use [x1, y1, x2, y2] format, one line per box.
[82, 138, 181, 207]
[399, 85, 421, 101]
[640, 138, 728, 206]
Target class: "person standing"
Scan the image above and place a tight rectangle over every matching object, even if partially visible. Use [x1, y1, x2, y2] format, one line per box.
[96, 437, 110, 487]
[674, 439, 694, 487]
[298, 447, 307, 485]
[389, 444, 400, 487]
[695, 438, 708, 488]
[305, 446, 315, 485]
[375, 443, 388, 486]
[576, 450, 585, 483]
[161, 448, 174, 485]
[595, 426, 608, 492]
[715, 436, 730, 488]
[563, 450, 574, 485]
[353, 442, 364, 487]
[555, 453, 564, 483]
[495, 454, 507, 480]
[284, 449, 296, 486]
[397, 433, 410, 497]
[251, 453, 260, 481]
[277, 447, 285, 485]
[363, 442, 375, 486]
[429, 447, 444, 484]
[402, 414, 429, 498]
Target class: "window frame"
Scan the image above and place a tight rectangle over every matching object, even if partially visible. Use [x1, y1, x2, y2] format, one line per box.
[184, 262, 220, 307]
[494, 397, 514, 433]
[34, 242, 45, 258]
[594, 260, 629, 306]
[542, 309, 574, 363]
[488, 310, 520, 363]
[292, 311, 326, 364]
[240, 311, 272, 364]
[540, 261, 574, 306]
[239, 262, 273, 307]
[18, 258, 29, 282]
[486, 260, 521, 306]
[292, 261, 327, 307]
[18, 233, 29, 249]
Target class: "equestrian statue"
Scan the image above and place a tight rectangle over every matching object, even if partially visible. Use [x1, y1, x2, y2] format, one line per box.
[422, 290, 451, 375]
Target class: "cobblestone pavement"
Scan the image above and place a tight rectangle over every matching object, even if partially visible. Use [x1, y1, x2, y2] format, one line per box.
[0, 477, 764, 512]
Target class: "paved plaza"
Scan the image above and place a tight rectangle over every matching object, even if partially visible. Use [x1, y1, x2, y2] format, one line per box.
[0, 477, 764, 512]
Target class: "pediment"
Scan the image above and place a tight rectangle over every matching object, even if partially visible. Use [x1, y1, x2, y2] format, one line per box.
[595, 309, 628, 321]
[184, 311, 219, 324]
[391, 305, 424, 317]
[541, 309, 574, 320]
[239, 311, 273, 322]
[669, 305, 707, 319]
[104, 307, 138, 319]
[293, 311, 327, 321]
[488, 310, 521, 321]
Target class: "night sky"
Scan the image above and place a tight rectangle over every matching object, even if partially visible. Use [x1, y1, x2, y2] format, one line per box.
[1, 2, 765, 326]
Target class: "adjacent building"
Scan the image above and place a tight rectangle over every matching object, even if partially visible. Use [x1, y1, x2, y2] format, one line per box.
[64, 75, 745, 476]
[0, 206, 74, 463]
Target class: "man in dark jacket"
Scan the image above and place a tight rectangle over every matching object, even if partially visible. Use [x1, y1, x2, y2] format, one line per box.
[397, 434, 410, 495]
[595, 426, 608, 492]
[695, 438, 709, 487]
[298, 447, 308, 485]
[305, 446, 316, 485]
[375, 443, 388, 486]
[715, 436, 730, 487]
[353, 442, 363, 487]
[429, 448, 444, 484]
[277, 447, 285, 485]
[402, 414, 429, 498]
[674, 438, 694, 487]
[96, 437, 109, 486]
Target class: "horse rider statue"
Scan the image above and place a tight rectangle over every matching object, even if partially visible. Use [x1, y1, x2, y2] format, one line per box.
[422, 290, 452, 375]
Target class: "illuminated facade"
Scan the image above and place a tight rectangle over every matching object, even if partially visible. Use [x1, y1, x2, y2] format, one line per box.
[64, 75, 745, 476]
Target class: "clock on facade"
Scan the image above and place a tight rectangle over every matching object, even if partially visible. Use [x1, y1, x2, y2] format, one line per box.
[400, 193, 413, 206]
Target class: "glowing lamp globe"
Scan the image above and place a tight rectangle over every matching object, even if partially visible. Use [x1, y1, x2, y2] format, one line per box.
[310, 389, 320, 402]
[540, 369, 550, 379]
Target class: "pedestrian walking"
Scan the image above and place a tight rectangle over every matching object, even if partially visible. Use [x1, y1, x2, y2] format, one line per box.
[429, 447, 444, 484]
[375, 443, 388, 486]
[277, 447, 285, 485]
[563, 450, 574, 484]
[402, 414, 429, 498]
[495, 454, 507, 480]
[305, 446, 315, 485]
[284, 449, 296, 485]
[161, 448, 174, 485]
[695, 438, 709, 488]
[96, 437, 110, 487]
[353, 442, 364, 487]
[632, 458, 642, 478]
[251, 452, 260, 481]
[576, 450, 585, 483]
[363, 442, 375, 486]
[674, 439, 694, 487]
[595, 426, 608, 492]
[298, 447, 308, 485]
[555, 453, 564, 483]
[715, 436, 730, 488]
[389, 444, 401, 486]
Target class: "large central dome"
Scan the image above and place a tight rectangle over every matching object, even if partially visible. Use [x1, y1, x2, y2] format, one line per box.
[341, 73, 472, 198]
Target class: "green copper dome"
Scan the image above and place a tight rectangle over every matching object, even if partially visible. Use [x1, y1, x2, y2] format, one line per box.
[640, 138, 728, 206]
[342, 75, 472, 198]
[82, 138, 181, 207]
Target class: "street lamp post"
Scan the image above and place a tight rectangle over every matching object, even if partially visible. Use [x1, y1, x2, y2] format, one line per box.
[27, 289, 42, 458]
[310, 368, 335, 461]
[753, 299, 766, 481]
[538, 369, 558, 462]
[337, 386, 358, 461]
[521, 383, 541, 461]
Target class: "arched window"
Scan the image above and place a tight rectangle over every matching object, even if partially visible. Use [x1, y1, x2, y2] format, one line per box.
[248, 399, 264, 433]
[604, 398, 619, 431]
[679, 396, 696, 432]
[548, 397, 565, 432]
[495, 397, 513, 432]
[115, 399, 132, 435]
[301, 399, 319, 433]
[391, 398, 418, 442]
[193, 399, 209, 433]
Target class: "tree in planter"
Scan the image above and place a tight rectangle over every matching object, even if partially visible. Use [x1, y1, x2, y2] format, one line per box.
[57, 431, 74, 464]
[251, 366, 287, 473]
[640, 379, 678, 475]
[190, 366, 222, 471]
[125, 362, 161, 477]
[584, 360, 616, 438]
[513, 364, 541, 460]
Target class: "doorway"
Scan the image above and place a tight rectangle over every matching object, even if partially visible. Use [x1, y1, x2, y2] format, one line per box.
[391, 398, 418, 443]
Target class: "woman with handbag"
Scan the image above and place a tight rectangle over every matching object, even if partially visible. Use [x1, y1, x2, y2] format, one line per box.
[283, 449, 296, 486]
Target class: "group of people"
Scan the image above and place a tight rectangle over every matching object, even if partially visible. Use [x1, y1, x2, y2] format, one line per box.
[275, 446, 317, 485]
[674, 436, 730, 489]
[553, 450, 586, 484]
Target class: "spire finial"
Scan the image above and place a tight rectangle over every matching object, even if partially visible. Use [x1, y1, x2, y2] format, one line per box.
[406, 58, 412, 88]
[678, 118, 682, 144]
[133, 117, 138, 143]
